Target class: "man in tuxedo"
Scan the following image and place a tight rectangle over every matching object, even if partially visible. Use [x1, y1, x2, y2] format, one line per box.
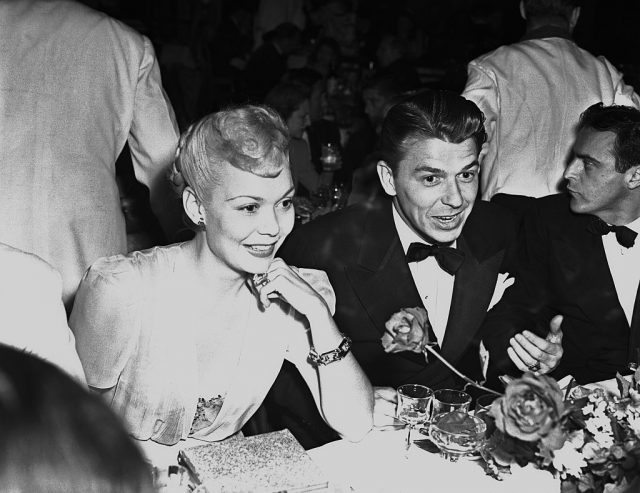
[266, 90, 562, 447]
[482, 103, 640, 385]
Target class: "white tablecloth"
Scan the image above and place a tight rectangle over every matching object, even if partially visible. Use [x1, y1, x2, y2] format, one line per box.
[307, 427, 560, 493]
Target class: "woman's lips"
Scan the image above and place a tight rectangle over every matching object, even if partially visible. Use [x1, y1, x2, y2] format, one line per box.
[245, 243, 276, 258]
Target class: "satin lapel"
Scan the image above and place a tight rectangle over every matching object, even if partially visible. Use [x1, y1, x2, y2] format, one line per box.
[440, 234, 502, 362]
[344, 202, 423, 338]
[553, 226, 628, 332]
[629, 284, 640, 365]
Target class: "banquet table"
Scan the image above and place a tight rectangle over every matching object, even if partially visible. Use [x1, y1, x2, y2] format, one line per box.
[306, 426, 559, 493]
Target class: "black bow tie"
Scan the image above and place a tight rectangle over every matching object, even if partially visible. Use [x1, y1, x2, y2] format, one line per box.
[406, 242, 465, 275]
[587, 218, 637, 248]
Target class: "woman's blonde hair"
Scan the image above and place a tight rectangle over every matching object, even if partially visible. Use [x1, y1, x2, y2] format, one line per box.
[170, 105, 290, 202]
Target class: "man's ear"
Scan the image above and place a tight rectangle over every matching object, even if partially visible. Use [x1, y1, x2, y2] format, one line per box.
[627, 165, 640, 190]
[519, 0, 526, 20]
[569, 7, 581, 32]
[183, 186, 205, 225]
[478, 142, 489, 164]
[377, 160, 397, 197]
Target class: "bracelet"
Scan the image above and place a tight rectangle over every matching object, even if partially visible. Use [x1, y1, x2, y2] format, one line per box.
[308, 336, 352, 367]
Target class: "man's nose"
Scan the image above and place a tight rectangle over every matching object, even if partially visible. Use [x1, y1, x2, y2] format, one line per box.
[442, 180, 463, 208]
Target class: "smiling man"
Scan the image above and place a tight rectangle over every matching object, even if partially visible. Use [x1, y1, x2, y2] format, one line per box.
[482, 103, 640, 385]
[265, 91, 553, 447]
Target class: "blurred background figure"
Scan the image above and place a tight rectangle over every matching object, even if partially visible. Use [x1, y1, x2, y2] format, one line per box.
[463, 0, 640, 199]
[265, 82, 334, 197]
[253, 0, 306, 51]
[0, 242, 85, 383]
[0, 345, 154, 493]
[244, 22, 302, 102]
[0, 0, 180, 311]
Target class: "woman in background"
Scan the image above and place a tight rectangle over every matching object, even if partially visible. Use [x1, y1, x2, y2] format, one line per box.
[70, 105, 373, 446]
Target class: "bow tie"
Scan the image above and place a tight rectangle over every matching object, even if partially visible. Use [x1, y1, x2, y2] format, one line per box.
[587, 218, 637, 248]
[406, 242, 465, 275]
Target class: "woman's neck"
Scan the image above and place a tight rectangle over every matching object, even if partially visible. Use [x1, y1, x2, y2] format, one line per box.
[185, 233, 248, 300]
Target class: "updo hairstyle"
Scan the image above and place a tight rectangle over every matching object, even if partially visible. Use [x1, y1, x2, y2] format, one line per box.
[170, 105, 290, 201]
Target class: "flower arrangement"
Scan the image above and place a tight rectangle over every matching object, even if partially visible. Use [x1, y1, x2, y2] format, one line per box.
[382, 306, 640, 492]
[483, 370, 640, 493]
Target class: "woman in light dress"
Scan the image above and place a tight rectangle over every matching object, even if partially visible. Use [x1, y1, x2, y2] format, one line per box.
[70, 105, 373, 446]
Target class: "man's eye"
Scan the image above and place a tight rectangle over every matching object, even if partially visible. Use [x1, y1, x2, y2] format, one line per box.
[280, 198, 293, 209]
[459, 171, 477, 182]
[423, 175, 439, 185]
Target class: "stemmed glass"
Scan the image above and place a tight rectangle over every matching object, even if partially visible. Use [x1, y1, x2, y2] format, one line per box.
[396, 384, 433, 450]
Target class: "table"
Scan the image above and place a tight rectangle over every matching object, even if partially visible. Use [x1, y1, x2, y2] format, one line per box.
[307, 427, 559, 493]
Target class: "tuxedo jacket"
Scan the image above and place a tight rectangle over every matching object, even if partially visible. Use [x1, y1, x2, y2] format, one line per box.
[482, 193, 640, 384]
[281, 196, 518, 389]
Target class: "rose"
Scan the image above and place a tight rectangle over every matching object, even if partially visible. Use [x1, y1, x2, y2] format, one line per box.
[489, 372, 566, 450]
[381, 307, 432, 354]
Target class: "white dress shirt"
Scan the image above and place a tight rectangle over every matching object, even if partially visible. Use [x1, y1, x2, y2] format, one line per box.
[392, 204, 455, 345]
[602, 217, 640, 326]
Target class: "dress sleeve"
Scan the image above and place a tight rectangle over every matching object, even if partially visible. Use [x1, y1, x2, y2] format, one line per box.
[69, 257, 141, 390]
[298, 268, 336, 315]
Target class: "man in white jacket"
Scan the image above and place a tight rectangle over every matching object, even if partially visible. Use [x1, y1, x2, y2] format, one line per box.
[0, 0, 180, 310]
[462, 0, 640, 199]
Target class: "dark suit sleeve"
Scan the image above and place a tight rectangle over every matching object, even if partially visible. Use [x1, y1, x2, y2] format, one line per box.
[480, 200, 558, 381]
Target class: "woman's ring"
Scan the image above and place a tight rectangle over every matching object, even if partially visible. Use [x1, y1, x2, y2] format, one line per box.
[528, 361, 541, 372]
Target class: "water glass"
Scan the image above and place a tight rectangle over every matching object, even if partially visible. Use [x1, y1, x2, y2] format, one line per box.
[396, 384, 433, 449]
[429, 410, 487, 462]
[474, 393, 498, 418]
[432, 389, 472, 417]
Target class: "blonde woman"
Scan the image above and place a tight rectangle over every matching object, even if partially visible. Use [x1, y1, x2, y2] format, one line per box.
[70, 105, 373, 446]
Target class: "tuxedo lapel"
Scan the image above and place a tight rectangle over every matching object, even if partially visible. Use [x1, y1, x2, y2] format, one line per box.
[629, 284, 640, 366]
[344, 202, 423, 339]
[441, 206, 505, 362]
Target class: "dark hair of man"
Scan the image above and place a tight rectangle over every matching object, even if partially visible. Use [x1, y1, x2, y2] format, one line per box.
[578, 102, 640, 173]
[0, 345, 154, 493]
[363, 73, 415, 103]
[379, 90, 486, 173]
[523, 0, 582, 23]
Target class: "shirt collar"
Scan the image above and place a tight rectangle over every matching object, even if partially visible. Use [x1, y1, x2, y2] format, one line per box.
[521, 25, 573, 42]
[391, 202, 456, 254]
[624, 215, 640, 234]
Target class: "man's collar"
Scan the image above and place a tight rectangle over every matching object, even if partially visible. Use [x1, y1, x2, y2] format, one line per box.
[391, 202, 457, 253]
[521, 25, 573, 42]
[621, 215, 640, 234]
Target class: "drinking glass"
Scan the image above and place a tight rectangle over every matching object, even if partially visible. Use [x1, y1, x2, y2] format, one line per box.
[396, 384, 433, 449]
[429, 410, 487, 462]
[474, 393, 498, 419]
[431, 389, 471, 417]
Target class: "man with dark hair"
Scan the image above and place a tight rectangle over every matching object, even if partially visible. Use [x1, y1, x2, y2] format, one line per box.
[482, 103, 640, 385]
[266, 90, 562, 447]
[463, 0, 640, 200]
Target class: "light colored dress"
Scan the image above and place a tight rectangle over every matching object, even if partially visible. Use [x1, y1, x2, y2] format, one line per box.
[69, 242, 335, 445]
[0, 242, 85, 383]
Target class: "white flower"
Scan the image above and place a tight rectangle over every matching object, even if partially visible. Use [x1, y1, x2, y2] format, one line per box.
[585, 416, 614, 448]
[552, 439, 587, 478]
[591, 432, 614, 448]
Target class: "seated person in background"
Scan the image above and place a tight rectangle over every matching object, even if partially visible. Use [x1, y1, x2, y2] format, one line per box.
[70, 105, 373, 446]
[347, 73, 414, 207]
[0, 242, 85, 383]
[265, 82, 334, 196]
[265, 90, 562, 446]
[0, 345, 153, 493]
[481, 103, 640, 384]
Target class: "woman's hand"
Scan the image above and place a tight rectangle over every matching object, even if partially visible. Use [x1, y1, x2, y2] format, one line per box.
[255, 258, 330, 321]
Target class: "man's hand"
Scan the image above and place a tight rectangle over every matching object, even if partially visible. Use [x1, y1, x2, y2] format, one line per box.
[507, 315, 563, 374]
[373, 386, 402, 428]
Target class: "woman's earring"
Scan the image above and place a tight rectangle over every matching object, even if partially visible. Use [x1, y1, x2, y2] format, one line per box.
[198, 217, 205, 227]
